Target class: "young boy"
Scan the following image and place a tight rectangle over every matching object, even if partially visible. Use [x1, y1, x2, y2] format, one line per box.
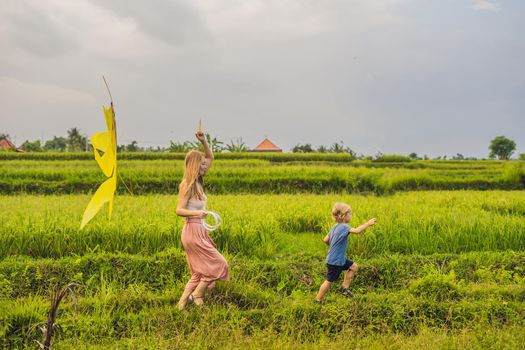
[315, 202, 376, 303]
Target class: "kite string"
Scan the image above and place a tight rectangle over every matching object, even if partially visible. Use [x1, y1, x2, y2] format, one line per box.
[102, 75, 113, 104]
[117, 169, 135, 196]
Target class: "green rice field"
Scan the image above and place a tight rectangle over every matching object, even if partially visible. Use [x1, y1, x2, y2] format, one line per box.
[1, 155, 524, 348]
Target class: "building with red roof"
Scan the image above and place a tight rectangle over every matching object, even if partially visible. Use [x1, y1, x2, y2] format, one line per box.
[0, 137, 24, 152]
[0, 138, 16, 151]
[252, 138, 282, 152]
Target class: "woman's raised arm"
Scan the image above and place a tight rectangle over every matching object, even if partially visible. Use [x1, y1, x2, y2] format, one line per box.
[196, 130, 213, 168]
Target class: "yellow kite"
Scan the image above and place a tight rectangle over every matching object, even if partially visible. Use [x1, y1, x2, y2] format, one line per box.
[80, 83, 117, 229]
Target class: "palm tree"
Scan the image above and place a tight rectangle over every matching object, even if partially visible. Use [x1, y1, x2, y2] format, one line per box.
[226, 138, 248, 152]
[66, 128, 87, 151]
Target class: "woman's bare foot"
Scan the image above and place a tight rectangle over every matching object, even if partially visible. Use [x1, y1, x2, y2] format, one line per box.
[178, 295, 194, 311]
[191, 294, 204, 306]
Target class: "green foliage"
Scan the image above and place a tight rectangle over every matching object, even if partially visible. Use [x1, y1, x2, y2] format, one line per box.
[0, 151, 359, 163]
[293, 142, 355, 154]
[317, 145, 328, 153]
[205, 133, 225, 153]
[119, 140, 142, 152]
[20, 139, 42, 152]
[292, 144, 314, 153]
[225, 138, 248, 153]
[167, 140, 195, 152]
[66, 127, 88, 152]
[409, 268, 464, 301]
[374, 154, 411, 162]
[1, 192, 524, 259]
[0, 274, 13, 298]
[489, 136, 516, 160]
[1, 155, 525, 348]
[501, 162, 524, 186]
[1, 251, 525, 348]
[329, 141, 354, 155]
[1, 158, 522, 195]
[44, 136, 67, 151]
[408, 152, 421, 160]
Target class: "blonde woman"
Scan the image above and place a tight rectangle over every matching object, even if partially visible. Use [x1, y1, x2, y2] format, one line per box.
[176, 130, 229, 310]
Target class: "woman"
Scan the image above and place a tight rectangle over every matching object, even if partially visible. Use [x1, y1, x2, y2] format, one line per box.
[176, 130, 229, 310]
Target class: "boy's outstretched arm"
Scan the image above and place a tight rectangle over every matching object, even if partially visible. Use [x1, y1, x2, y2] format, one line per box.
[350, 218, 376, 234]
[323, 234, 330, 245]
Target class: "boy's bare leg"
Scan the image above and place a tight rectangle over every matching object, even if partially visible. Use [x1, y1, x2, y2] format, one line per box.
[192, 281, 212, 305]
[342, 264, 358, 289]
[315, 280, 332, 302]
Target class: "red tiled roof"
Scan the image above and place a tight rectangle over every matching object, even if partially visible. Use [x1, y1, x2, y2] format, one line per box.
[253, 138, 282, 151]
[0, 139, 15, 149]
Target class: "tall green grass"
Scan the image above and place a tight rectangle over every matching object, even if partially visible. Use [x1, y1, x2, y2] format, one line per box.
[1, 159, 522, 194]
[0, 192, 523, 259]
[0, 151, 356, 162]
[1, 250, 524, 348]
[1, 191, 525, 348]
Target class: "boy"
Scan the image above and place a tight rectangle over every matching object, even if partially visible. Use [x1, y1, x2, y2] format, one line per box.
[315, 202, 376, 302]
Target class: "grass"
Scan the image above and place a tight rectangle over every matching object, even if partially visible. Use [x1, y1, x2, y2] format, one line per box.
[1, 159, 523, 194]
[0, 190, 524, 348]
[0, 192, 524, 258]
[1, 250, 524, 348]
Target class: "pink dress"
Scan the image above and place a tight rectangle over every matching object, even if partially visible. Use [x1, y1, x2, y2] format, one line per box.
[181, 194, 229, 291]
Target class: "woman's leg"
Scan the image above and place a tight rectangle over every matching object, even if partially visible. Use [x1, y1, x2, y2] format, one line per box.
[178, 273, 201, 310]
[177, 288, 194, 311]
[191, 280, 212, 305]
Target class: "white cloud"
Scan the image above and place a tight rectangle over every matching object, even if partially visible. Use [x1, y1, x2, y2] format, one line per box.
[0, 0, 523, 156]
[472, 0, 500, 12]
[0, 77, 96, 106]
[0, 77, 98, 143]
[0, 0, 167, 60]
[194, 0, 404, 44]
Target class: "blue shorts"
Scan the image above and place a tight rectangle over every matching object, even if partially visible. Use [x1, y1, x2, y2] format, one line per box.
[326, 259, 353, 282]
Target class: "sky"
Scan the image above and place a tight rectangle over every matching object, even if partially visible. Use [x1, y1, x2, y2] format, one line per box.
[1, 0, 523, 157]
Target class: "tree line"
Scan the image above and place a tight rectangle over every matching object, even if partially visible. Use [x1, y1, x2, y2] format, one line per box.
[1, 129, 87, 152]
[0, 131, 522, 160]
[0, 130, 248, 154]
[292, 136, 521, 161]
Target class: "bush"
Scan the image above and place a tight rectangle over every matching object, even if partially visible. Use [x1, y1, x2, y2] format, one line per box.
[409, 268, 464, 302]
[0, 152, 356, 162]
[502, 162, 524, 188]
[374, 154, 412, 162]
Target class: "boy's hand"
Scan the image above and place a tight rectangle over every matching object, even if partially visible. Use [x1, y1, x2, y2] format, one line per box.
[367, 218, 377, 227]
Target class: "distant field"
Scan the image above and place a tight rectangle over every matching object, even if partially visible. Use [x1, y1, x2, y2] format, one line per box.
[1, 191, 524, 348]
[1, 155, 523, 194]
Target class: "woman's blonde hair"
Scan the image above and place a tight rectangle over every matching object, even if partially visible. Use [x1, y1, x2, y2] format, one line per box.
[180, 150, 205, 200]
[332, 202, 351, 222]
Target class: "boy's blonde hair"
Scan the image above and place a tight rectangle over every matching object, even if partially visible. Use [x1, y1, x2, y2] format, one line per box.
[332, 202, 352, 223]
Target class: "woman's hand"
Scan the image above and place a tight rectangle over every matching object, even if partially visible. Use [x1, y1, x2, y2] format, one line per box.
[367, 218, 377, 227]
[197, 210, 208, 219]
[196, 130, 206, 144]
